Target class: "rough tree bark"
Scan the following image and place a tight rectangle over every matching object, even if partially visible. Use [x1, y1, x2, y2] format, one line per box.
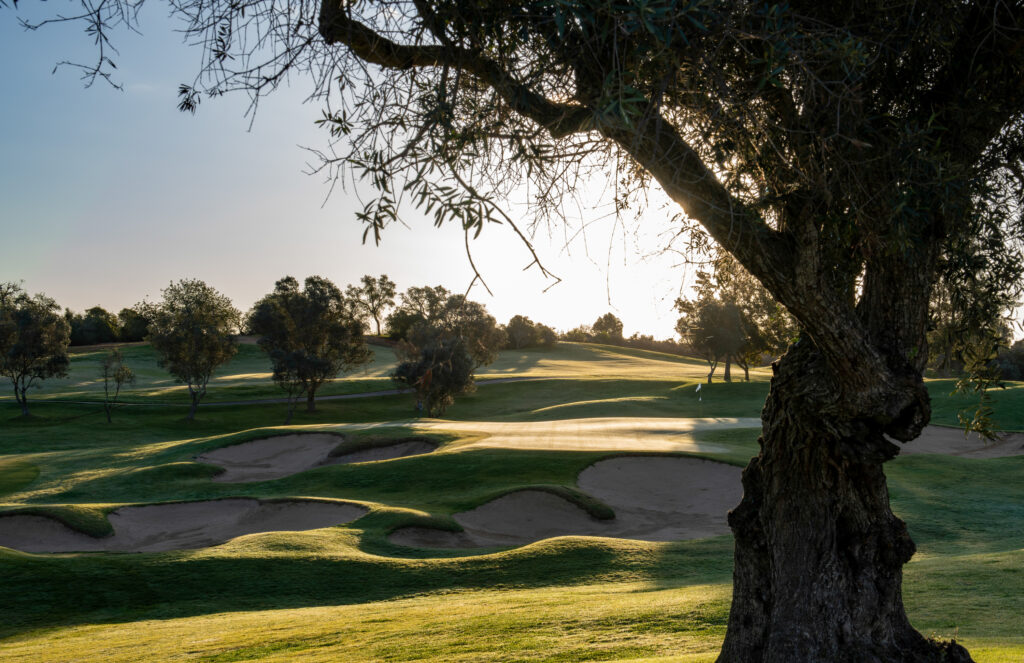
[718, 340, 972, 662]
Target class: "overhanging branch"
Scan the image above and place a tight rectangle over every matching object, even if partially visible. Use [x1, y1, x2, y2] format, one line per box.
[603, 116, 795, 304]
[316, 0, 899, 408]
[318, 1, 591, 139]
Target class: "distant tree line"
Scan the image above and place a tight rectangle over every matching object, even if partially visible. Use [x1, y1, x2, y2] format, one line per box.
[7, 270, 1020, 422]
[555, 261, 798, 384]
[562, 313, 694, 357]
[63, 304, 153, 346]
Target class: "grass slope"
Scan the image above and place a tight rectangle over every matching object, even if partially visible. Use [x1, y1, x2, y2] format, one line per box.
[6, 341, 1020, 430]
[1, 343, 1021, 661]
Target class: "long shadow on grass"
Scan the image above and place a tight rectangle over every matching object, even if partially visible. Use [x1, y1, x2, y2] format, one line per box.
[0, 536, 734, 640]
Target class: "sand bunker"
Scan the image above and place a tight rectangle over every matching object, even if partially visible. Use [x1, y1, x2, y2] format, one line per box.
[0, 498, 367, 553]
[198, 434, 436, 482]
[389, 456, 743, 549]
[328, 439, 436, 465]
[899, 426, 1024, 458]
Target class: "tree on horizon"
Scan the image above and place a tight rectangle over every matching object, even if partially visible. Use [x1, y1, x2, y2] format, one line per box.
[145, 279, 239, 422]
[0, 282, 71, 417]
[249, 275, 372, 422]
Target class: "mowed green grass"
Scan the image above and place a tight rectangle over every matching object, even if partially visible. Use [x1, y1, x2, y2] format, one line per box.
[2, 340, 740, 405]
[5, 340, 1020, 430]
[0, 343, 1022, 661]
[0, 341, 398, 404]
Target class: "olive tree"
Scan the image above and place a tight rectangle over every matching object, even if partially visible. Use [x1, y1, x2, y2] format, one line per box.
[19, 2, 1024, 660]
[388, 285, 506, 367]
[146, 279, 239, 421]
[0, 282, 71, 417]
[248, 275, 372, 422]
[505, 315, 538, 350]
[347, 274, 397, 336]
[387, 285, 503, 412]
[385, 285, 452, 339]
[677, 254, 798, 382]
[433, 295, 506, 368]
[591, 313, 624, 345]
[392, 332, 475, 417]
[675, 297, 745, 384]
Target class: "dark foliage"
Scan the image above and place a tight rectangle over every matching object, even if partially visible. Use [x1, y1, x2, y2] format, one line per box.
[248, 275, 372, 422]
[392, 334, 475, 417]
[0, 282, 70, 416]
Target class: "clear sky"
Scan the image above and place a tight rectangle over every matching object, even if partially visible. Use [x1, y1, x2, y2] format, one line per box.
[0, 4, 698, 339]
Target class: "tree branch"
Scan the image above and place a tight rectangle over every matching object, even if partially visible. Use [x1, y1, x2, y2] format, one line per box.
[317, 1, 591, 139]
[316, 1, 912, 424]
[601, 115, 795, 304]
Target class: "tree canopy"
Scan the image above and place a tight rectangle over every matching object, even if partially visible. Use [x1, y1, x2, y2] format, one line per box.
[676, 297, 744, 383]
[591, 313, 624, 344]
[248, 275, 372, 421]
[0, 282, 71, 417]
[66, 306, 120, 346]
[16, 1, 1024, 660]
[504, 314, 557, 349]
[388, 285, 506, 368]
[117, 305, 151, 343]
[346, 274, 397, 336]
[145, 279, 240, 421]
[676, 252, 797, 381]
[387, 284, 504, 413]
[392, 332, 475, 417]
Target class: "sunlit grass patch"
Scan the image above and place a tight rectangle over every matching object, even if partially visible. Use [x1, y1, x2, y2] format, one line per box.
[532, 395, 670, 415]
[2, 562, 1019, 663]
[0, 581, 731, 663]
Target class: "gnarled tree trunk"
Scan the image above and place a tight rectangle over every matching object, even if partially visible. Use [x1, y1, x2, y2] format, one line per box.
[717, 341, 972, 663]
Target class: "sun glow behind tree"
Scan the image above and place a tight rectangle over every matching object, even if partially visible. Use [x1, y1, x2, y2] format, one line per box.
[0, 2, 701, 341]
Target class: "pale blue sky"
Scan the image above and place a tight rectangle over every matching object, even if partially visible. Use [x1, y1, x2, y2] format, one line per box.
[0, 4, 696, 338]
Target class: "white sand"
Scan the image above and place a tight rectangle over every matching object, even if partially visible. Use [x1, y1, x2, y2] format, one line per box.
[326, 439, 436, 465]
[199, 434, 343, 483]
[7, 419, 1014, 555]
[198, 434, 436, 483]
[0, 499, 366, 553]
[388, 456, 743, 549]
